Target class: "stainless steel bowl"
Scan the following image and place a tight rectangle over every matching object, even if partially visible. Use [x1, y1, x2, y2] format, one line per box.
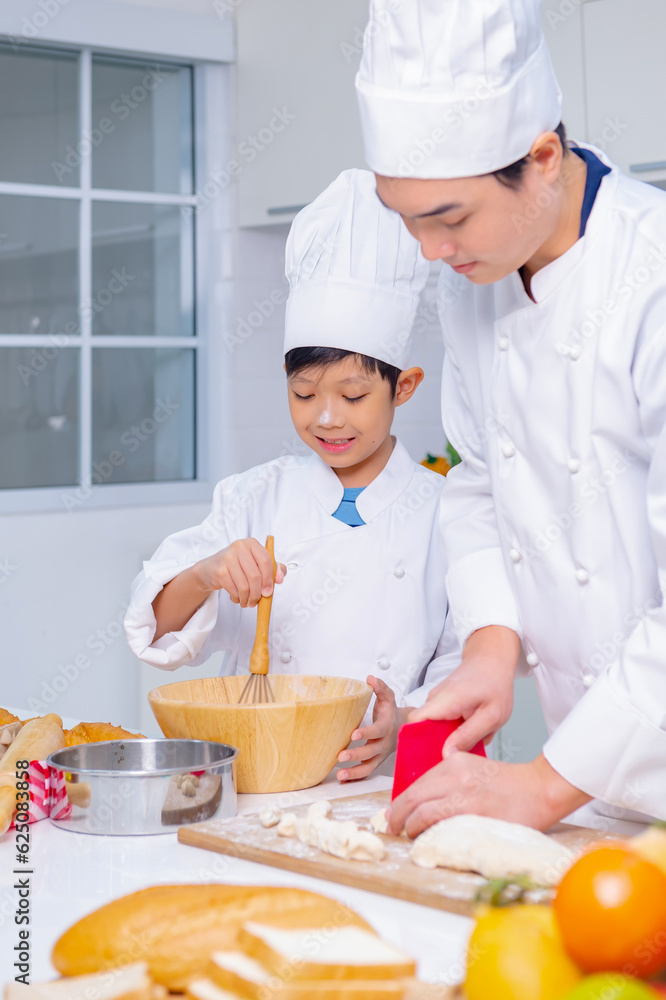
[46, 738, 238, 835]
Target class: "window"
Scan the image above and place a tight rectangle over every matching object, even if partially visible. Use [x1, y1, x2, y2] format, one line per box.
[0, 44, 199, 497]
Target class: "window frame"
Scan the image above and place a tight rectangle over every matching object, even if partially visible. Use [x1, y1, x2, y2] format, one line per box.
[0, 44, 234, 513]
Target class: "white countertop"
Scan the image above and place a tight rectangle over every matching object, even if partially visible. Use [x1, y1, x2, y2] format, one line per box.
[0, 707, 649, 989]
[0, 708, 472, 989]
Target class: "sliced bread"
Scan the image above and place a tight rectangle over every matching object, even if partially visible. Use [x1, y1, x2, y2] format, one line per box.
[3, 963, 152, 1000]
[237, 923, 416, 981]
[208, 951, 408, 1000]
[186, 979, 246, 1000]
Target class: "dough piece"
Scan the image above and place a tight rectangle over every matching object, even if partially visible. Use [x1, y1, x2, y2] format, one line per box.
[259, 807, 282, 828]
[306, 799, 332, 820]
[370, 809, 389, 835]
[347, 828, 386, 862]
[287, 811, 386, 862]
[315, 819, 359, 859]
[276, 812, 297, 837]
[410, 814, 574, 886]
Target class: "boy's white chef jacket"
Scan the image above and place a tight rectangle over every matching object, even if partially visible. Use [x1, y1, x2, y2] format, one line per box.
[125, 439, 459, 719]
[438, 144, 666, 821]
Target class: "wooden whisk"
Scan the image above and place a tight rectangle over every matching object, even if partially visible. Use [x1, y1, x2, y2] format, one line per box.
[238, 535, 276, 704]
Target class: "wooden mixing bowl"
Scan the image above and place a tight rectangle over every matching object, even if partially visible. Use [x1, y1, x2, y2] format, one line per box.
[147, 675, 372, 793]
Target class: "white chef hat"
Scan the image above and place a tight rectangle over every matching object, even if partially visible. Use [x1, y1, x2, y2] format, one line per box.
[284, 168, 429, 370]
[355, 0, 562, 179]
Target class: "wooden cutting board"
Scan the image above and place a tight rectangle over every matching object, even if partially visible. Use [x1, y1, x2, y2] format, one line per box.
[178, 790, 621, 916]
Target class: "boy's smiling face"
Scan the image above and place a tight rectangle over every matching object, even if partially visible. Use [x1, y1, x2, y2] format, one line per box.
[287, 354, 422, 487]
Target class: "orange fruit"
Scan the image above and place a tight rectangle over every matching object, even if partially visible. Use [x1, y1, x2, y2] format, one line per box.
[554, 846, 666, 977]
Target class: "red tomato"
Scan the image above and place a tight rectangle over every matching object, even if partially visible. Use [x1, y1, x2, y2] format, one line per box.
[554, 847, 666, 977]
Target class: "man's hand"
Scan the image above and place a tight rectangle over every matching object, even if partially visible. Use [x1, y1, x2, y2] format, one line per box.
[386, 752, 592, 837]
[337, 676, 409, 782]
[409, 625, 519, 757]
[195, 538, 287, 608]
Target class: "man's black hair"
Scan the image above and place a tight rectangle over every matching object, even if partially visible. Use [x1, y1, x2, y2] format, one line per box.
[284, 346, 402, 396]
[492, 121, 568, 188]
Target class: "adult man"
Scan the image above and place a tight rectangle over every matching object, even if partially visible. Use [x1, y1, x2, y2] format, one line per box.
[355, 0, 666, 834]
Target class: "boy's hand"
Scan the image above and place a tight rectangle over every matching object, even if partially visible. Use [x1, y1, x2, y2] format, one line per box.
[337, 676, 409, 782]
[408, 625, 519, 758]
[195, 538, 287, 608]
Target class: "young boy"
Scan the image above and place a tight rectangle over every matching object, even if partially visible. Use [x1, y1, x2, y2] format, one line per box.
[125, 169, 459, 781]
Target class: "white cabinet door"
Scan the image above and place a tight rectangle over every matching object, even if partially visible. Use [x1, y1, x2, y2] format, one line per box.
[583, 0, 666, 179]
[236, 0, 368, 227]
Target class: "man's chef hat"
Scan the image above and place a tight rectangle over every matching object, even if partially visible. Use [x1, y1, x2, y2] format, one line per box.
[355, 0, 562, 179]
[284, 168, 429, 370]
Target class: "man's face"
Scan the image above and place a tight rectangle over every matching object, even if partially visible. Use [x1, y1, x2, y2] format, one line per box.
[375, 164, 560, 284]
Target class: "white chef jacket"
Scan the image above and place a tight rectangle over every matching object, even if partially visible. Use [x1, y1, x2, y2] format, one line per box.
[125, 439, 459, 717]
[438, 144, 666, 821]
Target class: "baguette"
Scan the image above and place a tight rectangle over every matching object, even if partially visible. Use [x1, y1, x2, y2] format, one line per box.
[238, 922, 416, 981]
[3, 962, 152, 1000]
[209, 951, 408, 1000]
[51, 885, 373, 990]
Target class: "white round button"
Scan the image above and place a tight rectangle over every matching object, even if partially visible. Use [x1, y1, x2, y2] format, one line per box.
[569, 347, 581, 361]
[287, 562, 299, 570]
[567, 458, 581, 474]
[582, 673, 595, 688]
[509, 548, 522, 563]
[498, 337, 509, 351]
[526, 652, 539, 667]
[377, 657, 390, 670]
[393, 567, 405, 579]
[280, 651, 292, 663]
[575, 568, 590, 585]
[502, 443, 516, 458]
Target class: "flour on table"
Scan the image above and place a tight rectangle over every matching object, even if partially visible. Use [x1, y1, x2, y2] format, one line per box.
[410, 814, 574, 886]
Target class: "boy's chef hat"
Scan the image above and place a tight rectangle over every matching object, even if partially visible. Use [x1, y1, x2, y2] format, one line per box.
[284, 169, 429, 370]
[355, 0, 562, 179]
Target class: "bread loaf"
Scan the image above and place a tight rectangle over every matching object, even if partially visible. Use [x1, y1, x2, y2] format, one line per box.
[51, 884, 372, 990]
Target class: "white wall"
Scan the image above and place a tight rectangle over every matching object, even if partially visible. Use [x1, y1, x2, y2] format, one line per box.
[0, 502, 227, 731]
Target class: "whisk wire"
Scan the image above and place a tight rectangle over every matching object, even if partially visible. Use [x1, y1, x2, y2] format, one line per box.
[239, 671, 274, 704]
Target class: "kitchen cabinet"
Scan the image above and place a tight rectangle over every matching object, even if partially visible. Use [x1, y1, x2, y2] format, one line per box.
[236, 0, 592, 229]
[583, 0, 666, 182]
[236, 0, 368, 227]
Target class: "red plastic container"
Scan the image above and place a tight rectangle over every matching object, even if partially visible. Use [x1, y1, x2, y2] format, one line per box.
[391, 717, 486, 799]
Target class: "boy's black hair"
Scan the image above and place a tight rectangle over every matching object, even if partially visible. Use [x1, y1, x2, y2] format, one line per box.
[492, 121, 568, 188]
[284, 346, 402, 396]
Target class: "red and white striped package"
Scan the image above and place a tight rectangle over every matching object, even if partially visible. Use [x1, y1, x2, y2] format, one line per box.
[10, 760, 71, 827]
